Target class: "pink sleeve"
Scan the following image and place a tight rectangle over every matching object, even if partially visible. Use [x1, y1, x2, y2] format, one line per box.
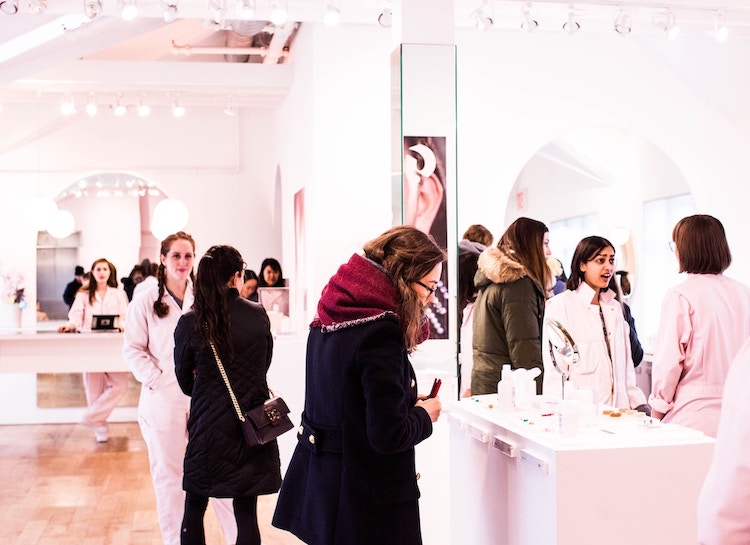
[118, 290, 129, 318]
[67, 292, 86, 329]
[649, 291, 691, 415]
[697, 340, 750, 545]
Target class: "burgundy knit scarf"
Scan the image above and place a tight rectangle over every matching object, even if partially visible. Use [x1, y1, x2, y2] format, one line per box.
[312, 254, 430, 345]
[312, 253, 402, 332]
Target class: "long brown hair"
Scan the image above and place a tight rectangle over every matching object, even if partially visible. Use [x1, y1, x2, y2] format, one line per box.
[363, 225, 446, 350]
[498, 217, 552, 293]
[193, 245, 244, 361]
[84, 258, 118, 305]
[154, 231, 196, 318]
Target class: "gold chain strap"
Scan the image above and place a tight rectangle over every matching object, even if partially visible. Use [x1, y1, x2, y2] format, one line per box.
[208, 341, 246, 422]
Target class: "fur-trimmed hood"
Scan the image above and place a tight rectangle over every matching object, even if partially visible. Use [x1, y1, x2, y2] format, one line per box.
[475, 246, 528, 288]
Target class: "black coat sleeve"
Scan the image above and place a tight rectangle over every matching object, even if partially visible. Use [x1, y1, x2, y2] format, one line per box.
[623, 303, 644, 367]
[174, 313, 197, 396]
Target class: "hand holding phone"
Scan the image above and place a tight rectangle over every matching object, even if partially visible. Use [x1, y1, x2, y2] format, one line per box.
[428, 378, 442, 399]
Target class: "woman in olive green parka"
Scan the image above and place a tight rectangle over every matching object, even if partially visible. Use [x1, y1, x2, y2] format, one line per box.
[471, 217, 552, 395]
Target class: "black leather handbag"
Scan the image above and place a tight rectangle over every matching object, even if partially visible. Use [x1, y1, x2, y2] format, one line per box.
[209, 341, 294, 448]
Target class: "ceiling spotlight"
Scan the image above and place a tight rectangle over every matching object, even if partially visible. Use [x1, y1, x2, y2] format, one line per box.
[654, 9, 679, 41]
[223, 97, 235, 116]
[119, 0, 138, 21]
[471, 1, 493, 31]
[520, 2, 538, 32]
[137, 95, 151, 117]
[269, 0, 288, 26]
[714, 11, 728, 43]
[377, 7, 392, 27]
[28, 0, 47, 14]
[322, 2, 340, 26]
[236, 0, 254, 20]
[84, 0, 103, 19]
[113, 94, 127, 116]
[158, 0, 178, 22]
[85, 93, 97, 116]
[208, 0, 226, 24]
[171, 96, 186, 118]
[563, 6, 581, 34]
[613, 7, 631, 35]
[60, 94, 76, 116]
[0, 0, 18, 14]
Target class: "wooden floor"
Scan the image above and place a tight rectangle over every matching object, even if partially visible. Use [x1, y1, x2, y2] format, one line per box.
[0, 422, 305, 545]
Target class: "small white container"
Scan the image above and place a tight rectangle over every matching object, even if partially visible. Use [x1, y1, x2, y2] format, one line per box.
[496, 365, 515, 412]
[575, 388, 598, 427]
[558, 399, 581, 437]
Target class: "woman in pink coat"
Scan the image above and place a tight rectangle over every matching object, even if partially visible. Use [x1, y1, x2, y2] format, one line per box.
[59, 258, 129, 443]
[649, 214, 750, 437]
[697, 337, 750, 544]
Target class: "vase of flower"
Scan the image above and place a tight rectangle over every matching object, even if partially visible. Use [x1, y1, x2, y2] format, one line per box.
[0, 303, 22, 329]
[1, 267, 26, 330]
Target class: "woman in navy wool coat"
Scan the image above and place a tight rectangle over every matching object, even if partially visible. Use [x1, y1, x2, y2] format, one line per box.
[174, 245, 281, 545]
[272, 225, 445, 545]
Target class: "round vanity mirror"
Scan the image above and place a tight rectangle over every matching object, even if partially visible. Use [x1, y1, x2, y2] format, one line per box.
[546, 319, 579, 398]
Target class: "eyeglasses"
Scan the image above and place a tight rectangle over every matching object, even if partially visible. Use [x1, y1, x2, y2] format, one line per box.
[668, 241, 675, 253]
[416, 280, 437, 296]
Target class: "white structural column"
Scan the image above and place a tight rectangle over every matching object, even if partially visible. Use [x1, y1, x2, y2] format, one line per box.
[393, 2, 457, 545]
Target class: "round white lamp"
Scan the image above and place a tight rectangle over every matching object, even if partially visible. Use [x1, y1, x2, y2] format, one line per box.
[150, 198, 189, 241]
[47, 209, 76, 239]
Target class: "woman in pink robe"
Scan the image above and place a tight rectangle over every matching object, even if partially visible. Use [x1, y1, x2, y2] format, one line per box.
[649, 214, 750, 437]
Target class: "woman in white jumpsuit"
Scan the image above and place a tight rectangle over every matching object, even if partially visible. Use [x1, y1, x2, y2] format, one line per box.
[123, 232, 237, 545]
[59, 258, 129, 443]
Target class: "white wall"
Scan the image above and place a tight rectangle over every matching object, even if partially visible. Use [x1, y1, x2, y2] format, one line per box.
[277, 23, 393, 321]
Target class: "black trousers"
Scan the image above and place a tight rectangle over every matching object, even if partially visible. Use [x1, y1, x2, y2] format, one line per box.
[180, 491, 260, 545]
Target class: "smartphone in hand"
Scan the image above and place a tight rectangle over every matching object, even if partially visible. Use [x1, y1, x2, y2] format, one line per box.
[427, 378, 442, 398]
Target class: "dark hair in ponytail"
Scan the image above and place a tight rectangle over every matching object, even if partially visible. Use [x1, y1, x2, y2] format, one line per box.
[193, 245, 244, 361]
[154, 231, 196, 318]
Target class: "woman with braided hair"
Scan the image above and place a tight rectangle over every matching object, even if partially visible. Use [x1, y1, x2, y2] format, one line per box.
[123, 232, 238, 545]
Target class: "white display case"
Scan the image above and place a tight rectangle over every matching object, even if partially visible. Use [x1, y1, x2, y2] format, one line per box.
[449, 395, 715, 545]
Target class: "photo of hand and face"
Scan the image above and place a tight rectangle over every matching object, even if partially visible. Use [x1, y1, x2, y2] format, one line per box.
[403, 135, 449, 339]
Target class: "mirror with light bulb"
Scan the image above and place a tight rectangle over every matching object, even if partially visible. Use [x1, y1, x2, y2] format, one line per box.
[36, 172, 183, 321]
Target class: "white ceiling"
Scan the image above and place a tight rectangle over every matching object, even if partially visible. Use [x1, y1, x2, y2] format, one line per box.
[1, 0, 750, 108]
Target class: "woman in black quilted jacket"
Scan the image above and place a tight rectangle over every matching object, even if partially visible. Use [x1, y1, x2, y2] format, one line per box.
[174, 245, 281, 545]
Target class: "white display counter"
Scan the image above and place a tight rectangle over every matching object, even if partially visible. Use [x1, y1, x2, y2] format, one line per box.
[0, 330, 129, 374]
[449, 395, 715, 545]
[0, 328, 308, 436]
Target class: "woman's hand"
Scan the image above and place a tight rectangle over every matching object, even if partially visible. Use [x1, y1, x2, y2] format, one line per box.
[57, 323, 77, 333]
[416, 396, 442, 422]
[651, 409, 665, 420]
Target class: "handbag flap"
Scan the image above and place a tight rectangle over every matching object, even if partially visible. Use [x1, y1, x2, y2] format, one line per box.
[246, 397, 291, 429]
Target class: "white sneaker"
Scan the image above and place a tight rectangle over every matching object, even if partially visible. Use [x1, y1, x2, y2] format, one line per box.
[94, 426, 109, 443]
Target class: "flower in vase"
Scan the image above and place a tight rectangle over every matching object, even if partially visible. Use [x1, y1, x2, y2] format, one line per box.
[1, 268, 26, 309]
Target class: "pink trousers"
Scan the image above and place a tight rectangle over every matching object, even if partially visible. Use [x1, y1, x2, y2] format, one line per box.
[81, 371, 129, 427]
